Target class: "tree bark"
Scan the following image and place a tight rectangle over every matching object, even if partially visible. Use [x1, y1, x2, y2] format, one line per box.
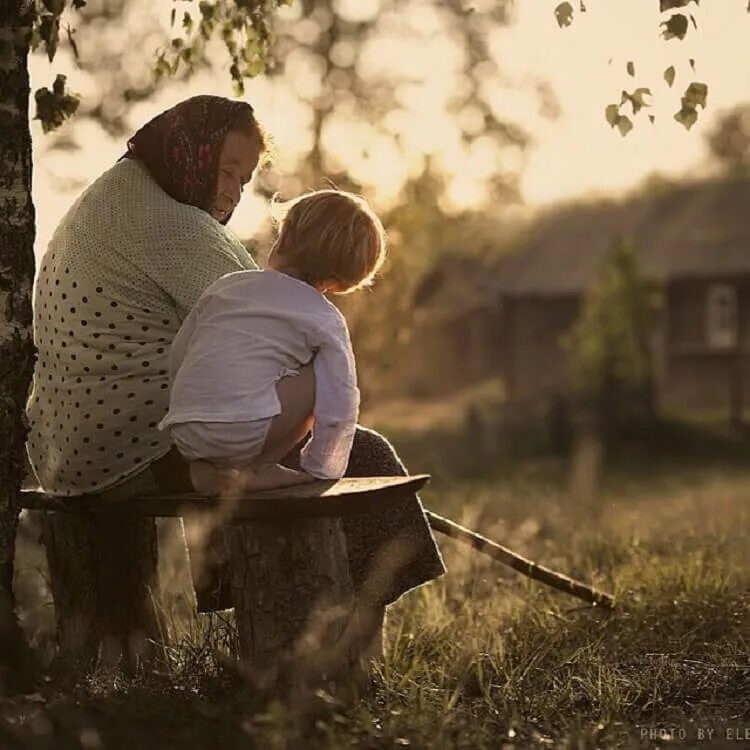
[41, 512, 164, 670]
[227, 517, 367, 698]
[0, 1, 39, 692]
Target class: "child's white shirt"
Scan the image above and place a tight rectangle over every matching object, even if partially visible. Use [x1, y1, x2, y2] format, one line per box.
[160, 269, 360, 479]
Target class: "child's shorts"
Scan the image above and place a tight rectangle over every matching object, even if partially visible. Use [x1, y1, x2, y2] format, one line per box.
[169, 418, 274, 465]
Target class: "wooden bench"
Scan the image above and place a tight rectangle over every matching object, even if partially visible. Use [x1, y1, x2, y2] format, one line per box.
[20, 475, 429, 694]
[19, 474, 614, 695]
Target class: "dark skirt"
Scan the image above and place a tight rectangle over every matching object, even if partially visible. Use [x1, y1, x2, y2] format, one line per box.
[150, 426, 446, 611]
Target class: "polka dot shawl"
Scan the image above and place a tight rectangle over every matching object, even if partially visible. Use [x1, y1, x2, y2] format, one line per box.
[26, 158, 257, 496]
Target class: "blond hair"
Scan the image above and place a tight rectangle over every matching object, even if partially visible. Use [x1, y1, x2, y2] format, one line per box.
[271, 189, 387, 293]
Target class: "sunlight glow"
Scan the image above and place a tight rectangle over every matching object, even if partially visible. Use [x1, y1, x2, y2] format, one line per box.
[30, 0, 750, 260]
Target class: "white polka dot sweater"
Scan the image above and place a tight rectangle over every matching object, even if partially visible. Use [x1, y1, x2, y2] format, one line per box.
[26, 158, 257, 496]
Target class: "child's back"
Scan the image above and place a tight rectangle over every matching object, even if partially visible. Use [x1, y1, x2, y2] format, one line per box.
[163, 268, 354, 428]
[161, 189, 387, 494]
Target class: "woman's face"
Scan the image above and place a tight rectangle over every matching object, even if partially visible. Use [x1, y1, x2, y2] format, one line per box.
[211, 130, 260, 222]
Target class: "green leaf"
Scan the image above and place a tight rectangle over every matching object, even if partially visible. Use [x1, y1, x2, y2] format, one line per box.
[152, 51, 171, 81]
[626, 61, 635, 77]
[684, 81, 708, 108]
[34, 74, 80, 133]
[243, 36, 259, 63]
[619, 88, 651, 116]
[30, 25, 42, 52]
[605, 103, 619, 127]
[199, 2, 216, 22]
[554, 2, 574, 28]
[182, 12, 193, 33]
[664, 65, 676, 87]
[674, 106, 698, 129]
[244, 58, 265, 77]
[39, 15, 60, 62]
[42, 0, 65, 15]
[631, 87, 652, 114]
[661, 13, 689, 39]
[65, 24, 79, 60]
[616, 115, 633, 136]
[659, 0, 696, 10]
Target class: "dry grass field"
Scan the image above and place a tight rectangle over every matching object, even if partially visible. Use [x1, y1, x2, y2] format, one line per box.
[3, 392, 749, 749]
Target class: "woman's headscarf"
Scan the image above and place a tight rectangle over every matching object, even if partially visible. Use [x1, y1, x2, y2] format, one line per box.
[125, 95, 256, 217]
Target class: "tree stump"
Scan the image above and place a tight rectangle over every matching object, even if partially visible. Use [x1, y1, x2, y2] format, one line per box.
[22, 476, 430, 688]
[41, 512, 164, 670]
[226, 516, 367, 697]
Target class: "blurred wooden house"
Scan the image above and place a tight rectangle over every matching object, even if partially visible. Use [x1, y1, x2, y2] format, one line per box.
[497, 176, 750, 424]
[400, 260, 504, 398]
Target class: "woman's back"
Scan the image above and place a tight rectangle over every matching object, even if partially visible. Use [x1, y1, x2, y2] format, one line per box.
[27, 159, 255, 496]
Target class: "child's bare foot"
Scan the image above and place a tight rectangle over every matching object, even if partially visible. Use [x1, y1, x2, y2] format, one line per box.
[190, 461, 314, 495]
[237, 463, 314, 492]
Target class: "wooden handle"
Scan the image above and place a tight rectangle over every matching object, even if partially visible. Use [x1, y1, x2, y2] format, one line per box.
[426, 510, 614, 609]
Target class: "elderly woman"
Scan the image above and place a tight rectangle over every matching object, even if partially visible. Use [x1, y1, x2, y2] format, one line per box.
[26, 95, 444, 656]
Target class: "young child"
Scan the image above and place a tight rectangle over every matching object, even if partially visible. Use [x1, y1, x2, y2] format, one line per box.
[159, 189, 387, 495]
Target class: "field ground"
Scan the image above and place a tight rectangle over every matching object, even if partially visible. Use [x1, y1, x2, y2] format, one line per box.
[2, 386, 749, 748]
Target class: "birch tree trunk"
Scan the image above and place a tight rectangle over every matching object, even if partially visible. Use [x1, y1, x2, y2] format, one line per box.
[0, 0, 39, 691]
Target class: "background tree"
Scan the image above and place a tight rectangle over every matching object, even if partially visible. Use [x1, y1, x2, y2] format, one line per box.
[341, 163, 511, 401]
[707, 104, 750, 175]
[31, 0, 538, 244]
[0, 1, 40, 694]
[263, 0, 527, 194]
[563, 239, 660, 442]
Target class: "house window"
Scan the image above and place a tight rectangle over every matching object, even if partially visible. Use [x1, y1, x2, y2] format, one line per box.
[706, 284, 738, 349]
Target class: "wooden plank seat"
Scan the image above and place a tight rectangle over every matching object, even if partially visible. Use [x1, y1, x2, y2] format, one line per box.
[19, 474, 430, 520]
[19, 475, 430, 695]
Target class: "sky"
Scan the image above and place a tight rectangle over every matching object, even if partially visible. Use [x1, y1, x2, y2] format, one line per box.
[29, 0, 750, 259]
[503, 2, 750, 205]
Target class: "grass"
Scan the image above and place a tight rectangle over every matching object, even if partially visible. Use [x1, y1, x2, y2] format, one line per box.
[4, 403, 750, 748]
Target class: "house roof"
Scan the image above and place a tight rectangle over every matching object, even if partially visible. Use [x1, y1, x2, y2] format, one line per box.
[497, 175, 750, 295]
[412, 259, 504, 320]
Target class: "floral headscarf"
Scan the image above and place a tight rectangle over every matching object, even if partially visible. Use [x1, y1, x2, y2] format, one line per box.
[125, 95, 255, 218]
